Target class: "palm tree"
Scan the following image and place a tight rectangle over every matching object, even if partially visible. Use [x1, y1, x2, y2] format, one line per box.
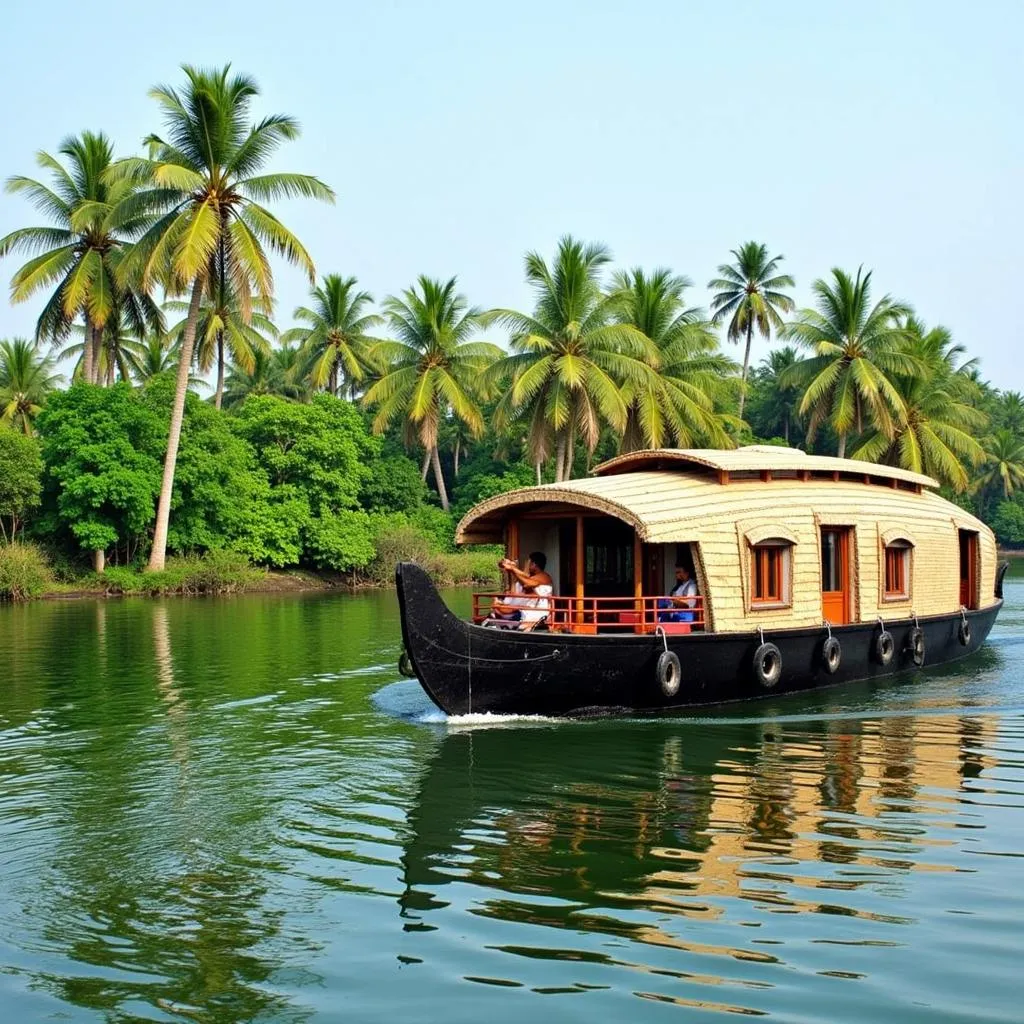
[610, 267, 737, 451]
[223, 343, 306, 407]
[993, 391, 1024, 435]
[282, 275, 383, 398]
[364, 276, 501, 511]
[0, 132, 151, 384]
[114, 64, 334, 570]
[0, 338, 62, 434]
[485, 236, 656, 481]
[782, 268, 914, 458]
[973, 429, 1024, 504]
[746, 346, 803, 444]
[126, 332, 181, 383]
[708, 242, 794, 419]
[850, 319, 985, 491]
[166, 281, 277, 408]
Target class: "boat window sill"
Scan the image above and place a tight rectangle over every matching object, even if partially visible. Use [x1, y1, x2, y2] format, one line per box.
[749, 601, 792, 612]
[882, 594, 910, 603]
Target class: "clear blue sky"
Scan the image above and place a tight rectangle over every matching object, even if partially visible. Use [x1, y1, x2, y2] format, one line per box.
[1, 0, 1020, 386]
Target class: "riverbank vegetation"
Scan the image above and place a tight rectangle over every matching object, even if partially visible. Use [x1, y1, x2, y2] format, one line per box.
[2, 63, 1023, 600]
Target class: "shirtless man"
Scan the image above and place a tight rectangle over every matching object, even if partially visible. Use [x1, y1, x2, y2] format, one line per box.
[492, 552, 554, 624]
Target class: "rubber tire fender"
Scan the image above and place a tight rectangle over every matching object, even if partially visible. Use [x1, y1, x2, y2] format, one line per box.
[657, 650, 682, 698]
[753, 642, 782, 689]
[398, 650, 415, 678]
[909, 626, 925, 667]
[875, 629, 895, 666]
[958, 619, 971, 647]
[822, 636, 841, 675]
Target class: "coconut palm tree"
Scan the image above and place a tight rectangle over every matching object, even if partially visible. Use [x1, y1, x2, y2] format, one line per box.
[744, 346, 804, 444]
[485, 236, 656, 481]
[973, 429, 1024, 504]
[708, 242, 794, 419]
[782, 268, 915, 458]
[165, 279, 277, 408]
[850, 319, 985, 491]
[282, 274, 383, 399]
[113, 64, 334, 570]
[0, 338, 62, 434]
[992, 391, 1024, 435]
[0, 132, 150, 384]
[364, 276, 501, 511]
[223, 343, 306, 407]
[610, 267, 737, 451]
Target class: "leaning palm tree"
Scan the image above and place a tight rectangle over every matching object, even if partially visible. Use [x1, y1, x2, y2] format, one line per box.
[114, 64, 334, 570]
[485, 236, 656, 481]
[364, 276, 501, 511]
[850, 319, 985, 491]
[973, 429, 1024, 503]
[0, 338, 62, 434]
[0, 132, 151, 384]
[282, 274, 383, 398]
[708, 242, 794, 418]
[610, 267, 737, 451]
[782, 268, 915, 458]
[165, 279, 277, 408]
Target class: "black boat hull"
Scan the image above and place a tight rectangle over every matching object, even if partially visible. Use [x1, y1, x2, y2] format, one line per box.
[395, 562, 1002, 717]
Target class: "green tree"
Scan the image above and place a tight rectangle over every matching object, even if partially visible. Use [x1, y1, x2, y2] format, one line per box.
[782, 268, 914, 457]
[973, 429, 1024, 505]
[0, 338, 62, 434]
[58, 297, 165, 385]
[166, 281, 276, 409]
[992, 391, 1024, 434]
[991, 498, 1024, 546]
[282, 275, 383, 398]
[223, 343, 306, 406]
[485, 237, 655, 481]
[611, 267, 736, 451]
[850, 319, 985, 491]
[117, 64, 334, 570]
[365, 276, 501, 510]
[745, 346, 803, 444]
[0, 132, 148, 384]
[0, 426, 43, 541]
[708, 242, 794, 419]
[35, 383, 165, 570]
[126, 332, 181, 383]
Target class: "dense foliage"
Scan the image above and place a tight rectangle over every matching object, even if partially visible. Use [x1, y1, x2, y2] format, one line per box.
[2, 61, 1024, 593]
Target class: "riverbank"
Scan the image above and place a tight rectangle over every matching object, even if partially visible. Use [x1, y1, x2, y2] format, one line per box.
[1, 542, 500, 602]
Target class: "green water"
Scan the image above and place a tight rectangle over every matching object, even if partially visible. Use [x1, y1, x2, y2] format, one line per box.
[0, 578, 1022, 1023]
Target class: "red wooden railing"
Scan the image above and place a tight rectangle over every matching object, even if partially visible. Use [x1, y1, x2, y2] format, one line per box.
[471, 592, 706, 634]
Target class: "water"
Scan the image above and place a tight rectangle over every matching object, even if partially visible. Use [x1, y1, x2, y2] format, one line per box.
[0, 577, 1022, 1023]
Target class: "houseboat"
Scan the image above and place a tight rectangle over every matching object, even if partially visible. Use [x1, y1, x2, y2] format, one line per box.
[395, 446, 1007, 716]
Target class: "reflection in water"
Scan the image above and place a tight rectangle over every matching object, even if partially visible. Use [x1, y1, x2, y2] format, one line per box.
[0, 585, 1021, 1022]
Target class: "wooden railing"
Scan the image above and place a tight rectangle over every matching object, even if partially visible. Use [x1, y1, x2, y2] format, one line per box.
[471, 592, 706, 634]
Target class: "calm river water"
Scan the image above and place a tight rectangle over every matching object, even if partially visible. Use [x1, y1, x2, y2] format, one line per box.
[1, 575, 1022, 1023]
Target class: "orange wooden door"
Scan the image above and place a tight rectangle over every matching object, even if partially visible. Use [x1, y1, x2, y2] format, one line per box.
[959, 530, 978, 609]
[821, 527, 850, 625]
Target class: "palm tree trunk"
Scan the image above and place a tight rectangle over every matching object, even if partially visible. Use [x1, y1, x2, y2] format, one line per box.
[420, 450, 431, 481]
[555, 433, 568, 483]
[535, 462, 542, 485]
[214, 331, 225, 410]
[430, 446, 450, 512]
[93, 549, 105, 574]
[738, 319, 753, 419]
[105, 356, 114, 388]
[453, 436, 461, 477]
[84, 322, 96, 384]
[329, 362, 338, 397]
[148, 277, 203, 572]
[837, 433, 846, 458]
[783, 413, 789, 444]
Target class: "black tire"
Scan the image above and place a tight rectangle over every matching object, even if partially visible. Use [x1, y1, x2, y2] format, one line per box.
[657, 650, 682, 698]
[909, 627, 925, 667]
[958, 619, 971, 647]
[398, 650, 415, 678]
[753, 642, 782, 689]
[822, 636, 841, 675]
[875, 629, 895, 666]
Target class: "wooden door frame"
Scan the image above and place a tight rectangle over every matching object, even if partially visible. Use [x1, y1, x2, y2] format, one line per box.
[820, 525, 852, 625]
[958, 529, 979, 610]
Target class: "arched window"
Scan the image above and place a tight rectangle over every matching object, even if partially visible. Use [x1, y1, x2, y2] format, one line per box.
[749, 539, 794, 607]
[883, 539, 912, 600]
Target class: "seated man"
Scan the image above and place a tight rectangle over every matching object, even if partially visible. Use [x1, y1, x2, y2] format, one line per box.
[658, 564, 698, 623]
[486, 551, 554, 629]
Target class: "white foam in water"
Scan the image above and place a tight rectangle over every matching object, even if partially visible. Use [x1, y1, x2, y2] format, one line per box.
[429, 711, 568, 729]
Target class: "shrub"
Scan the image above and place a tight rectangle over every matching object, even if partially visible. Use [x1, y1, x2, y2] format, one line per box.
[0, 542, 52, 600]
[98, 551, 264, 596]
[428, 550, 502, 587]
[365, 522, 434, 585]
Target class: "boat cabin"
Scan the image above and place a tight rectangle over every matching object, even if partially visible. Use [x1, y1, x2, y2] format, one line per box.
[456, 446, 998, 636]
